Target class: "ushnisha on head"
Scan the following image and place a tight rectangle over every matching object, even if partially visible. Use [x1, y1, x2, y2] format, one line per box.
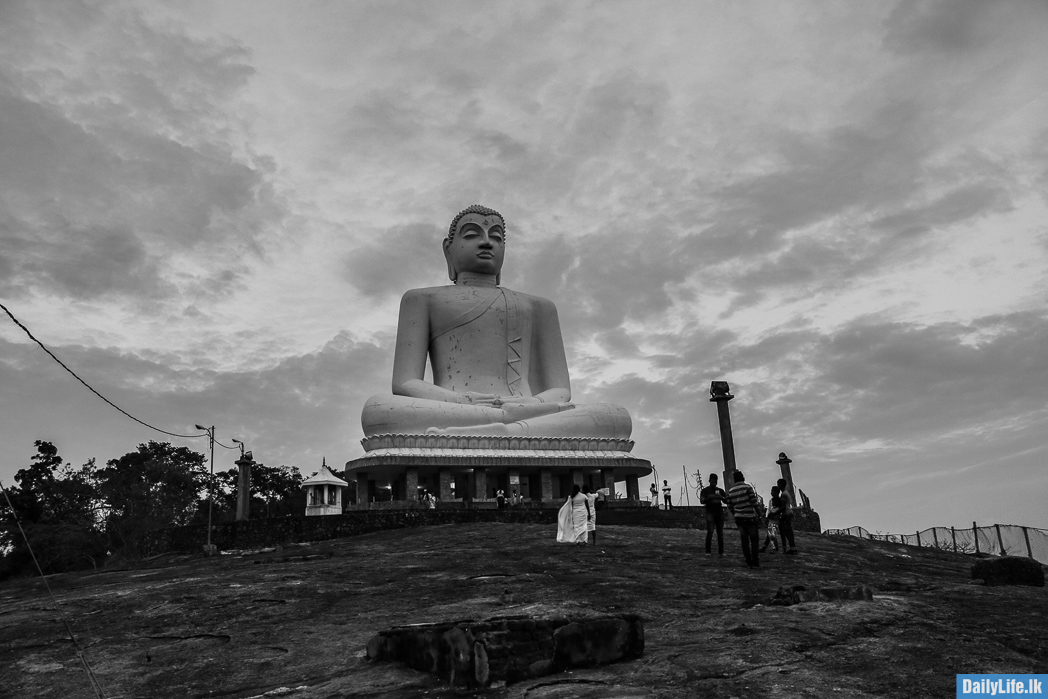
[447, 204, 506, 241]
[443, 205, 506, 283]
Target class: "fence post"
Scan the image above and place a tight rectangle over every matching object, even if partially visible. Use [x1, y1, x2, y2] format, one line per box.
[932, 528, 939, 548]
[973, 521, 979, 554]
[916, 530, 921, 547]
[995, 524, 1005, 556]
[1022, 527, 1033, 559]
[951, 526, 957, 553]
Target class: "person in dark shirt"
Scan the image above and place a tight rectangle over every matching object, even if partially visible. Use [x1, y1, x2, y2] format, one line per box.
[699, 474, 727, 557]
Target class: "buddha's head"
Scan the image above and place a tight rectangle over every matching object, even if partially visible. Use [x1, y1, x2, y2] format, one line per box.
[444, 204, 506, 283]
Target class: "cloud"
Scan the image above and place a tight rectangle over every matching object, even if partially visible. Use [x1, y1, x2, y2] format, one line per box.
[0, 1, 284, 304]
[0, 329, 390, 472]
[883, 0, 1027, 55]
[343, 223, 447, 299]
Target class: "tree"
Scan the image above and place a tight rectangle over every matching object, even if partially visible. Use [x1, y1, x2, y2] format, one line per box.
[0, 441, 106, 578]
[95, 441, 208, 555]
[215, 463, 305, 519]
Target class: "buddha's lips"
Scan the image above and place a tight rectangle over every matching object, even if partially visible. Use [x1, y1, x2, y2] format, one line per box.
[477, 252, 494, 258]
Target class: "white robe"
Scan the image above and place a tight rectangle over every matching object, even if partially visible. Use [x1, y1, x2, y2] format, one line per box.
[556, 494, 590, 543]
[584, 493, 598, 532]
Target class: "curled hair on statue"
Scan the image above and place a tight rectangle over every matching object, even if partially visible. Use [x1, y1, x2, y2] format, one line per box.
[447, 204, 505, 241]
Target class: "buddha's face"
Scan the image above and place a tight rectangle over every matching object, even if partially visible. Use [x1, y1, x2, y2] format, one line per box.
[443, 212, 505, 280]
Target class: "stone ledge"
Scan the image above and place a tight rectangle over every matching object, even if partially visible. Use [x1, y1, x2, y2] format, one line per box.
[361, 433, 636, 453]
[366, 614, 644, 687]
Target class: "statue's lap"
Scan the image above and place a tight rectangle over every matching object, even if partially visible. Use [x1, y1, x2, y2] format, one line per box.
[361, 394, 632, 440]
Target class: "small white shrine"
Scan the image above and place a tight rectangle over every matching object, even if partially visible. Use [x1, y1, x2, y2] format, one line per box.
[302, 458, 348, 516]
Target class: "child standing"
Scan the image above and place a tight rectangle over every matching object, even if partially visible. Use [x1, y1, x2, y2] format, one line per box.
[761, 486, 781, 553]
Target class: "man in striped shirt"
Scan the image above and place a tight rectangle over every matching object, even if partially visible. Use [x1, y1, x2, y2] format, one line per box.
[727, 471, 761, 568]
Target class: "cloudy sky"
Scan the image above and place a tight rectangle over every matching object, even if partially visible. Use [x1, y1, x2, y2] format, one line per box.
[2, 0, 1046, 535]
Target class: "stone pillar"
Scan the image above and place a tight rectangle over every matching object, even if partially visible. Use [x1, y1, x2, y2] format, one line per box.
[405, 468, 419, 502]
[625, 474, 640, 501]
[351, 471, 366, 505]
[235, 455, 253, 521]
[776, 452, 796, 505]
[454, 474, 469, 501]
[601, 469, 616, 498]
[439, 469, 453, 501]
[710, 381, 738, 490]
[474, 468, 487, 502]
[540, 469, 553, 502]
[571, 470, 584, 488]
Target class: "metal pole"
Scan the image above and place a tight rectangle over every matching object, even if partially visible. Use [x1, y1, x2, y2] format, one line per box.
[995, 524, 1005, 556]
[951, 526, 957, 553]
[1022, 527, 1033, 559]
[207, 426, 214, 550]
[973, 521, 980, 554]
[682, 465, 690, 506]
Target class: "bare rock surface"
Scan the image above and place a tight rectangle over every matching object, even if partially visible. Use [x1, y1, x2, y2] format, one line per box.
[2, 523, 1047, 698]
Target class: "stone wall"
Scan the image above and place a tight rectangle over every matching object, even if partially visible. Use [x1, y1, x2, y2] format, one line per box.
[140, 505, 821, 556]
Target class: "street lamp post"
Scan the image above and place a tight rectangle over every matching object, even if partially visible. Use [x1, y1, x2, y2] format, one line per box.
[195, 424, 216, 554]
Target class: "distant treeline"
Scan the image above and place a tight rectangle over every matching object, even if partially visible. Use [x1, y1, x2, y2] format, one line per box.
[0, 440, 305, 579]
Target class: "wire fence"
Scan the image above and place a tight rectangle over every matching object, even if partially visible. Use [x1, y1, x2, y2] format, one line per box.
[824, 523, 1048, 564]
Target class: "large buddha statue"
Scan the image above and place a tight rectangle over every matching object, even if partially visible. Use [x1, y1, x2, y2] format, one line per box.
[361, 205, 632, 440]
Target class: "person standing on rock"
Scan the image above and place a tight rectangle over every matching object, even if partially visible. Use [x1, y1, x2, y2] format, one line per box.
[699, 474, 727, 557]
[727, 471, 761, 568]
[777, 478, 798, 554]
[582, 484, 600, 545]
[662, 480, 673, 510]
[649, 482, 659, 508]
[761, 485, 781, 553]
[556, 484, 590, 545]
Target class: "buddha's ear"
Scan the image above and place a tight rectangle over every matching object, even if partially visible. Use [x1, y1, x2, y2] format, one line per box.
[442, 238, 457, 282]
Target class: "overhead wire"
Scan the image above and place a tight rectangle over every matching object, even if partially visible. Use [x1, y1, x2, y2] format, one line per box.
[1, 301, 206, 440]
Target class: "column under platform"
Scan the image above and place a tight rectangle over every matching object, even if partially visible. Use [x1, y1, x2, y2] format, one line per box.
[345, 434, 652, 509]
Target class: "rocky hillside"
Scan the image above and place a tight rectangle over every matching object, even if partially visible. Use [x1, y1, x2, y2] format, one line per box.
[2, 523, 1045, 698]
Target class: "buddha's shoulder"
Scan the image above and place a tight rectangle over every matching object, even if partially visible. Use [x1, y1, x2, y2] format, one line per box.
[503, 287, 557, 310]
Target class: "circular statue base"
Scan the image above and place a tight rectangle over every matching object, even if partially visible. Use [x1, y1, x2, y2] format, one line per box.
[345, 433, 652, 507]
